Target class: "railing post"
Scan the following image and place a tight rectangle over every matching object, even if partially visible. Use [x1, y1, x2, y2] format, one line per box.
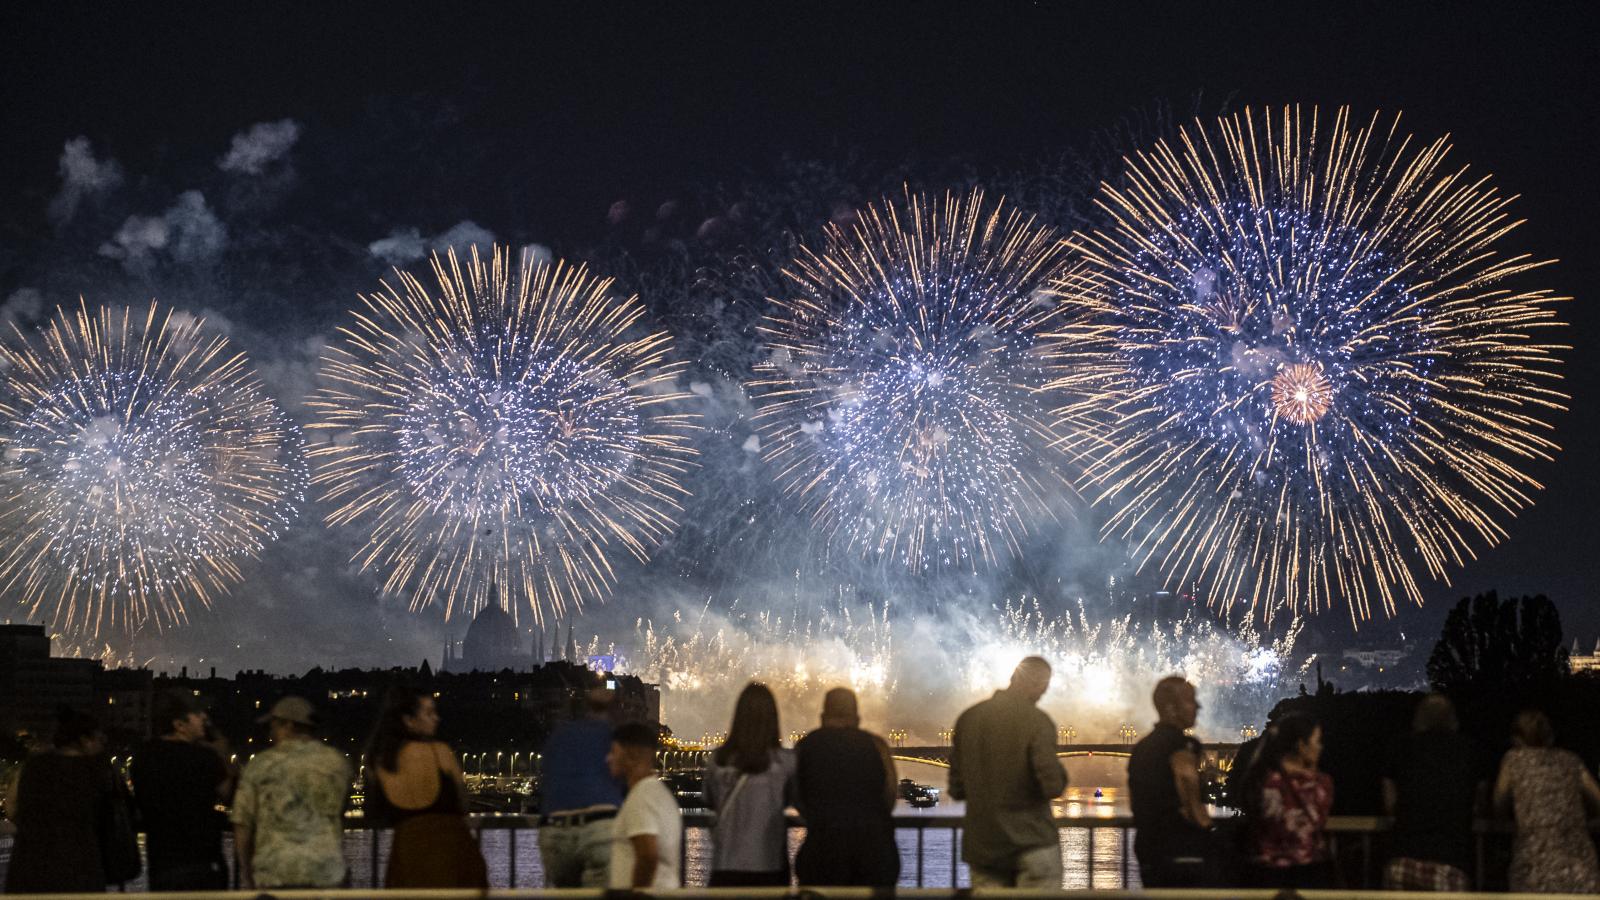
[1121, 825, 1130, 887]
[370, 827, 380, 887]
[1475, 831, 1486, 890]
[1360, 832, 1371, 888]
[951, 826, 959, 887]
[1087, 826, 1095, 889]
[916, 824, 924, 887]
[509, 824, 518, 887]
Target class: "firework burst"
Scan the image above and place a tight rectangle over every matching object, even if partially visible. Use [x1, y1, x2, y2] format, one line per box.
[0, 301, 304, 636]
[750, 189, 1077, 570]
[1051, 106, 1568, 621]
[308, 246, 696, 624]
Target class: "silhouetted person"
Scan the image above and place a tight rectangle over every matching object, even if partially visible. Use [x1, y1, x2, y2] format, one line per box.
[706, 682, 796, 887]
[1380, 694, 1483, 891]
[950, 656, 1068, 888]
[606, 721, 682, 890]
[5, 707, 113, 893]
[365, 689, 487, 888]
[232, 696, 352, 889]
[1129, 676, 1215, 886]
[1238, 712, 1333, 889]
[132, 690, 233, 891]
[794, 687, 899, 887]
[538, 685, 623, 888]
[1494, 709, 1600, 893]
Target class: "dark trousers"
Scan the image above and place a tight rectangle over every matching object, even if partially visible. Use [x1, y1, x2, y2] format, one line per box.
[709, 869, 790, 887]
[795, 826, 899, 887]
[1247, 861, 1335, 890]
[1136, 828, 1219, 888]
[148, 860, 228, 891]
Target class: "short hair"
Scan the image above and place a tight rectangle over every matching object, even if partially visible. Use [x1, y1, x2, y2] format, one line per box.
[1152, 676, 1193, 710]
[612, 721, 657, 750]
[152, 690, 200, 736]
[585, 685, 615, 715]
[1512, 709, 1555, 748]
[821, 687, 859, 723]
[1412, 694, 1458, 734]
[1009, 656, 1052, 689]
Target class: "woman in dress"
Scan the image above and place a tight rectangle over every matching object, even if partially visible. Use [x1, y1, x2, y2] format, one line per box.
[1494, 709, 1600, 893]
[364, 689, 487, 888]
[1239, 712, 1335, 889]
[5, 707, 112, 893]
[705, 682, 797, 887]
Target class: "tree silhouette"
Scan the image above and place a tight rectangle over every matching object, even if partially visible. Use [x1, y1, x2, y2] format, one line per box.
[1427, 591, 1569, 692]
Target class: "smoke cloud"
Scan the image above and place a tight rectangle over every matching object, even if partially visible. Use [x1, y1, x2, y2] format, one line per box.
[48, 137, 124, 225]
[218, 119, 302, 175]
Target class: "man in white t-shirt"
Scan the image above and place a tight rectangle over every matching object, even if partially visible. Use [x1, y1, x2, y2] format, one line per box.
[605, 721, 682, 890]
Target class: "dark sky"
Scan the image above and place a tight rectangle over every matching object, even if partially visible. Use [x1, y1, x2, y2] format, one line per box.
[1, 2, 1596, 668]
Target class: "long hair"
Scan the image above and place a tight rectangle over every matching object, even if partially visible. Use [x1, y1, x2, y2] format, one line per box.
[713, 682, 780, 774]
[1239, 712, 1320, 818]
[365, 687, 432, 774]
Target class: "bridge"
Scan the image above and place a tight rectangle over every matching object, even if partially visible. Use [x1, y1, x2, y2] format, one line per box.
[659, 742, 1242, 771]
[888, 743, 1242, 768]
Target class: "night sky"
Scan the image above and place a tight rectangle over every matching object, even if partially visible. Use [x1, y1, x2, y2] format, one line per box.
[2, 2, 1596, 672]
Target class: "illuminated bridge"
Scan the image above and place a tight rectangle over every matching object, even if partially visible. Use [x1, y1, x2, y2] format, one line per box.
[660, 743, 1243, 771]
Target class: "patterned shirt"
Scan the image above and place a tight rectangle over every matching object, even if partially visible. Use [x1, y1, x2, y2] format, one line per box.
[1251, 768, 1333, 867]
[231, 739, 353, 888]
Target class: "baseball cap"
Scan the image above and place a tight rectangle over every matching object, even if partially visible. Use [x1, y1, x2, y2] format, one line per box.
[257, 695, 317, 727]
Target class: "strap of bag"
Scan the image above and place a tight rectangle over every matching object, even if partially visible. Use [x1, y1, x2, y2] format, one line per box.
[719, 772, 751, 816]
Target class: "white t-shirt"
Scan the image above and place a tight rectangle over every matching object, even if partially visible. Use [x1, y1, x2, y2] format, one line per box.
[608, 776, 683, 889]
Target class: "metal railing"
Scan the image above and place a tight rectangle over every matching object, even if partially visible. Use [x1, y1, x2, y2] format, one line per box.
[274, 812, 1600, 891]
[8, 889, 1600, 900]
[6, 812, 1598, 892]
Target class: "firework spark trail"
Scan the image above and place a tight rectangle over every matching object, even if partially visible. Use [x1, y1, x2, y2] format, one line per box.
[633, 599, 895, 739]
[1050, 106, 1568, 622]
[750, 189, 1081, 572]
[628, 598, 1304, 742]
[308, 245, 697, 625]
[966, 598, 1310, 733]
[0, 301, 304, 636]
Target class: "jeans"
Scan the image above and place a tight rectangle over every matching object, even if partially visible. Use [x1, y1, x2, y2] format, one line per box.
[538, 817, 614, 888]
[968, 844, 1063, 889]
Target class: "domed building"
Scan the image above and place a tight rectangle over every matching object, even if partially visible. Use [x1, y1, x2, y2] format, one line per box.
[444, 582, 530, 673]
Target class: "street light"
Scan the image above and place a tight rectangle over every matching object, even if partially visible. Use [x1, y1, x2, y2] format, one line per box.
[1117, 723, 1138, 744]
[937, 728, 953, 747]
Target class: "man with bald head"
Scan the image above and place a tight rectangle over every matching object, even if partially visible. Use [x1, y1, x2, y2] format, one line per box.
[949, 656, 1069, 888]
[1128, 676, 1215, 886]
[794, 687, 900, 887]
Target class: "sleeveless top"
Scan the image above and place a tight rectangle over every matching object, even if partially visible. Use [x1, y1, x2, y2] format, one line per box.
[371, 744, 464, 823]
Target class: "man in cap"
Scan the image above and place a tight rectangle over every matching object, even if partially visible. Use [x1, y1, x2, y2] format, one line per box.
[232, 696, 354, 889]
[794, 687, 900, 886]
